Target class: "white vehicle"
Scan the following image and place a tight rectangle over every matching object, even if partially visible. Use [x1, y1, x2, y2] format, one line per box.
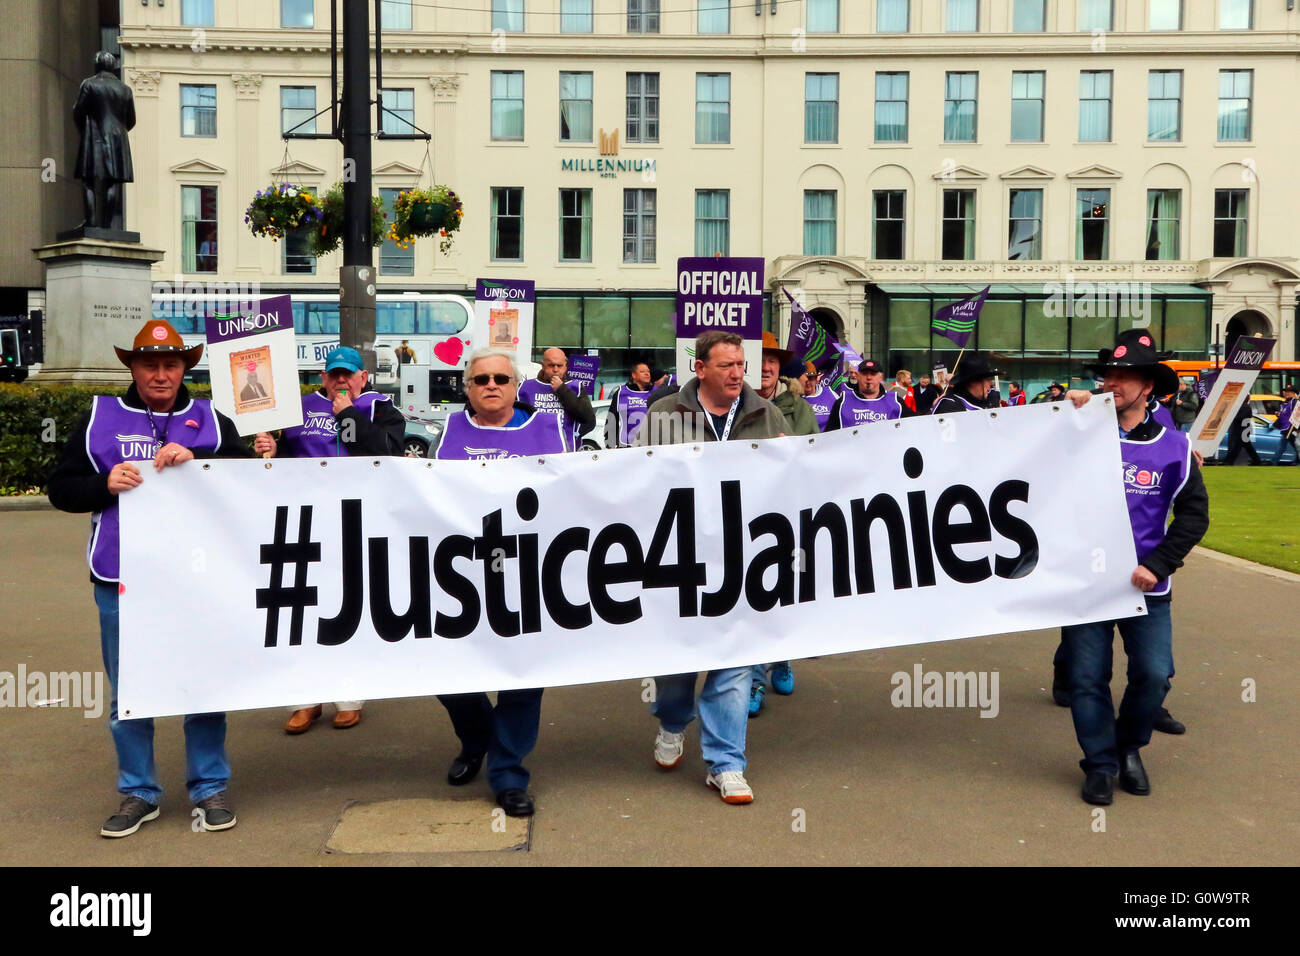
[151, 290, 474, 387]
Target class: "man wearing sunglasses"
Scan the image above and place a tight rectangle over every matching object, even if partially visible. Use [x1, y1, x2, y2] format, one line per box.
[433, 349, 568, 819]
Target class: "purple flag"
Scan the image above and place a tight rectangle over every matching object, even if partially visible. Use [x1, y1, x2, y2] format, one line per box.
[931, 286, 989, 348]
[783, 288, 837, 371]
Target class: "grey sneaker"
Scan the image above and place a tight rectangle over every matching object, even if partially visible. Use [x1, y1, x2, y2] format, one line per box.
[100, 796, 159, 838]
[194, 792, 237, 832]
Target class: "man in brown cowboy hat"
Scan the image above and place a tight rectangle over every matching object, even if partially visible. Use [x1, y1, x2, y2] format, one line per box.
[49, 319, 252, 837]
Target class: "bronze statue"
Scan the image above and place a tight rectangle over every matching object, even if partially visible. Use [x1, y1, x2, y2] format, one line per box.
[73, 52, 135, 232]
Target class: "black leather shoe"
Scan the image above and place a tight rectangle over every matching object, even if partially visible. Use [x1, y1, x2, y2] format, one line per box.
[446, 751, 485, 786]
[495, 788, 534, 817]
[1081, 771, 1114, 805]
[1119, 749, 1151, 796]
[1153, 707, 1186, 735]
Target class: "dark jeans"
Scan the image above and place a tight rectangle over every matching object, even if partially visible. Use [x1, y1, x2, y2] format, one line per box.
[437, 689, 544, 793]
[1060, 600, 1174, 775]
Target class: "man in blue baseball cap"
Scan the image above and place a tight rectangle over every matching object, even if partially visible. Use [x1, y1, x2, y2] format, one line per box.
[255, 345, 406, 733]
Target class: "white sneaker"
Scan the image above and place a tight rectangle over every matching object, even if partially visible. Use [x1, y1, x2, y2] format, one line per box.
[706, 770, 754, 804]
[654, 728, 685, 769]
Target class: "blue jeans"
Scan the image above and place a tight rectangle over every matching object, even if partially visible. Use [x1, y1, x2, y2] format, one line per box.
[652, 668, 750, 774]
[1061, 600, 1174, 776]
[94, 583, 229, 804]
[437, 689, 544, 794]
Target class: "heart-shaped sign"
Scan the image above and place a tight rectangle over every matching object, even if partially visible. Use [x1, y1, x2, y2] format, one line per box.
[434, 336, 464, 366]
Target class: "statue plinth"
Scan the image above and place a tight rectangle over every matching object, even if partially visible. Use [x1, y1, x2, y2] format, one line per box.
[56, 225, 142, 244]
[31, 239, 165, 385]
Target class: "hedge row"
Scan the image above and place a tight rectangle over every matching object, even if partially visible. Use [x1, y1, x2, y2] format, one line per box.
[0, 382, 314, 495]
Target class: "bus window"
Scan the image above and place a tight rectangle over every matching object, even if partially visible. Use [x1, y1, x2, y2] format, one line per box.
[377, 301, 416, 334]
[292, 301, 306, 333]
[302, 303, 339, 334]
[418, 301, 469, 335]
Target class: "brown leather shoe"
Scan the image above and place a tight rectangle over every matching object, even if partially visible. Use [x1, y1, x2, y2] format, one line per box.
[332, 709, 362, 729]
[284, 705, 323, 734]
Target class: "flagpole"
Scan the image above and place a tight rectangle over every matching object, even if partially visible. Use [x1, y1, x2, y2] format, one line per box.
[937, 347, 967, 404]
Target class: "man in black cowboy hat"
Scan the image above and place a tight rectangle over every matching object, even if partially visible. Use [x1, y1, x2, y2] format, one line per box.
[1053, 329, 1208, 805]
[49, 319, 251, 837]
[1271, 382, 1299, 464]
[930, 353, 1001, 414]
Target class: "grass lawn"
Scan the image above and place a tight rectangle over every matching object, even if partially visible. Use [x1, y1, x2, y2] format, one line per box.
[1199, 466, 1300, 573]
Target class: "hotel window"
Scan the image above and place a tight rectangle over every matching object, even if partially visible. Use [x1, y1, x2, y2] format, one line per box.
[1146, 189, 1181, 260]
[493, 0, 524, 31]
[379, 88, 415, 135]
[1008, 189, 1042, 260]
[805, 74, 839, 144]
[877, 0, 909, 32]
[941, 190, 976, 260]
[946, 0, 978, 32]
[695, 189, 730, 257]
[181, 185, 217, 273]
[379, 188, 414, 275]
[1012, 0, 1045, 31]
[283, 226, 316, 274]
[699, 0, 729, 34]
[1214, 189, 1248, 257]
[1078, 0, 1112, 31]
[560, 189, 593, 261]
[808, 0, 839, 32]
[491, 187, 523, 261]
[1220, 0, 1253, 30]
[280, 87, 315, 136]
[944, 72, 978, 143]
[1150, 0, 1182, 30]
[628, 0, 660, 33]
[626, 73, 659, 143]
[1076, 188, 1110, 260]
[1011, 71, 1045, 142]
[281, 0, 314, 28]
[559, 72, 593, 142]
[624, 189, 657, 264]
[873, 191, 905, 260]
[1147, 70, 1182, 141]
[182, 0, 214, 26]
[380, 0, 413, 30]
[491, 71, 524, 141]
[875, 72, 909, 143]
[561, 0, 592, 33]
[1079, 71, 1112, 142]
[696, 73, 731, 144]
[180, 84, 217, 137]
[803, 191, 837, 256]
[1218, 70, 1253, 141]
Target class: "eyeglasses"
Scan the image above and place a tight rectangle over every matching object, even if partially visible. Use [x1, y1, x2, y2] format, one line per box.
[470, 373, 513, 387]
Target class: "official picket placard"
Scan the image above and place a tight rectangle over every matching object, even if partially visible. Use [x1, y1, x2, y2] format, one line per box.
[473, 278, 534, 367]
[1188, 335, 1276, 458]
[567, 354, 600, 395]
[675, 257, 764, 388]
[117, 400, 1142, 719]
[204, 295, 303, 435]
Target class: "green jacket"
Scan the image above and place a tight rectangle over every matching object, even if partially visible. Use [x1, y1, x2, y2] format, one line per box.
[634, 377, 787, 446]
[767, 379, 819, 436]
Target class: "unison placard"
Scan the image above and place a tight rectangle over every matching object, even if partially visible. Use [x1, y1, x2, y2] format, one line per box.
[118, 400, 1141, 718]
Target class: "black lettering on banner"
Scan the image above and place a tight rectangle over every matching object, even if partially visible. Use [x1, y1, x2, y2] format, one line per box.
[541, 527, 592, 629]
[588, 524, 645, 625]
[700, 480, 743, 617]
[317, 499, 364, 645]
[642, 487, 706, 617]
[256, 504, 321, 647]
[474, 509, 520, 637]
[849, 494, 912, 594]
[368, 536, 432, 641]
[906, 489, 937, 588]
[433, 535, 479, 638]
[798, 503, 852, 603]
[989, 480, 1039, 579]
[931, 485, 993, 585]
[745, 512, 796, 611]
[517, 488, 543, 634]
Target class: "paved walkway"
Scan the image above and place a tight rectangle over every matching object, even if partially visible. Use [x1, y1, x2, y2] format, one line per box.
[1, 510, 1296, 866]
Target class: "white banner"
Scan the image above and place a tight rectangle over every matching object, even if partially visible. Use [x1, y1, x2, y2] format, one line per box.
[118, 400, 1141, 719]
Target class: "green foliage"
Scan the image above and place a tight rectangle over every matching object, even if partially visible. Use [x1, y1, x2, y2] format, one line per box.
[308, 182, 388, 257]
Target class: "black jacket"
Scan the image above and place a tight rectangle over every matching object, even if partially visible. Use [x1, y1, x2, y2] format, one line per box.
[1123, 416, 1210, 594]
[932, 387, 988, 415]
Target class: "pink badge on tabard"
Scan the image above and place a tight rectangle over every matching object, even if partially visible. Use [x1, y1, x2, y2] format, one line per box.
[185, 419, 199, 428]
[1139, 335, 1152, 347]
[1114, 345, 1128, 358]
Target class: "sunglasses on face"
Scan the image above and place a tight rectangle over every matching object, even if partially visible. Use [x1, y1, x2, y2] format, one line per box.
[470, 373, 513, 387]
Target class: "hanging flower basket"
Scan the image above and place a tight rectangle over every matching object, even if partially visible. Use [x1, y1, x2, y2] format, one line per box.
[390, 184, 464, 253]
[308, 181, 388, 257]
[244, 184, 321, 240]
